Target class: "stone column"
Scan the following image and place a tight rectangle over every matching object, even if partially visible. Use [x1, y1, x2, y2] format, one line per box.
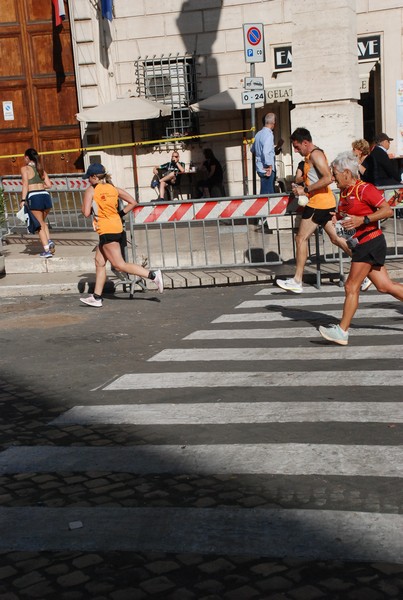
[290, 0, 362, 162]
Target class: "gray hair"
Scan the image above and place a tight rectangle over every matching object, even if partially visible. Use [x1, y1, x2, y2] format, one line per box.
[264, 112, 276, 126]
[331, 151, 360, 179]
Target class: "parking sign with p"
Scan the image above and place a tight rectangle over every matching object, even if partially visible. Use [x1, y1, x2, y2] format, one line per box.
[243, 23, 265, 63]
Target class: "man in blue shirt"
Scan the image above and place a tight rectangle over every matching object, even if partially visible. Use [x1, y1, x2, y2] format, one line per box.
[250, 113, 277, 194]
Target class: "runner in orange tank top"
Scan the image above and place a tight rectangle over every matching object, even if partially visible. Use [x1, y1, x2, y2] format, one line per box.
[276, 127, 350, 294]
[80, 163, 164, 307]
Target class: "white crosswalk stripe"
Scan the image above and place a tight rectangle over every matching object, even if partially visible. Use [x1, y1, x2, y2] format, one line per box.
[149, 345, 403, 361]
[50, 401, 403, 425]
[256, 285, 343, 295]
[2, 285, 403, 562]
[1, 506, 402, 562]
[212, 307, 402, 322]
[236, 294, 399, 309]
[1, 444, 401, 477]
[185, 325, 403, 339]
[103, 370, 400, 390]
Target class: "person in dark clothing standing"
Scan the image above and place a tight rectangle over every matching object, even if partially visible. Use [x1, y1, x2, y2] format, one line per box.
[370, 133, 400, 187]
[196, 148, 224, 197]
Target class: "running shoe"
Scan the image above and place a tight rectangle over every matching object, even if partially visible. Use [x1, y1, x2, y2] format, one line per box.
[39, 251, 53, 259]
[319, 324, 349, 346]
[48, 240, 56, 254]
[361, 277, 373, 291]
[80, 295, 103, 308]
[153, 269, 164, 293]
[276, 277, 303, 294]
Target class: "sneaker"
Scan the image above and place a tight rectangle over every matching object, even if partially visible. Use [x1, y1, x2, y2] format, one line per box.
[361, 277, 372, 292]
[153, 269, 164, 293]
[276, 277, 303, 294]
[80, 295, 103, 308]
[319, 324, 349, 346]
[39, 250, 53, 259]
[48, 240, 56, 254]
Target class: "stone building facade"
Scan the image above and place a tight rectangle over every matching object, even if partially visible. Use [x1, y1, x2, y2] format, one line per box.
[68, 0, 403, 197]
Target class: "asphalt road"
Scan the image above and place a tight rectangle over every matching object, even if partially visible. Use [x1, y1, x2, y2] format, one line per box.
[0, 282, 402, 599]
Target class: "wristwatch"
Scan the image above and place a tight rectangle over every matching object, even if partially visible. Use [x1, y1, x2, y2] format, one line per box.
[363, 215, 371, 225]
[303, 185, 309, 194]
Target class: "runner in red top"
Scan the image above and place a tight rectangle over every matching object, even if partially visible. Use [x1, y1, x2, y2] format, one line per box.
[319, 151, 403, 345]
[337, 179, 384, 245]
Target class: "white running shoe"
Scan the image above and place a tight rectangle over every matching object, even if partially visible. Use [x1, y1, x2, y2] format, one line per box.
[361, 277, 373, 292]
[276, 278, 303, 294]
[153, 269, 164, 293]
[80, 295, 102, 308]
[319, 324, 349, 346]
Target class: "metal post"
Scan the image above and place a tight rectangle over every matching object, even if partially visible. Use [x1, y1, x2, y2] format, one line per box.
[131, 123, 140, 203]
[314, 227, 321, 289]
[250, 63, 257, 195]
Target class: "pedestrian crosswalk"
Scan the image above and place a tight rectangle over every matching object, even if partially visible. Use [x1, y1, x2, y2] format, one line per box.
[212, 307, 401, 322]
[1, 284, 402, 563]
[100, 370, 400, 389]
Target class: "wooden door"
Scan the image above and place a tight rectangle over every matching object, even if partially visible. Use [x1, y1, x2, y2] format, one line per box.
[0, 0, 83, 176]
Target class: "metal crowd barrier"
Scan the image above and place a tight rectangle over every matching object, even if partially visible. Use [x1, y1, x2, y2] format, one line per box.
[2, 173, 403, 277]
[0, 173, 93, 231]
[127, 194, 301, 271]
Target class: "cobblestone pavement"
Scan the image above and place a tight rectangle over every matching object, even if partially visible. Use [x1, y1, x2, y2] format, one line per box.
[1, 375, 403, 599]
[1, 285, 403, 600]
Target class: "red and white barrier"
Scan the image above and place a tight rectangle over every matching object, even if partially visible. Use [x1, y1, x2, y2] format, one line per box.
[1, 175, 90, 193]
[133, 195, 299, 224]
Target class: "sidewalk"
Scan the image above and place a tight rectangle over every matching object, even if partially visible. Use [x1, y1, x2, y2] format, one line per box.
[2, 229, 403, 298]
[0, 230, 276, 298]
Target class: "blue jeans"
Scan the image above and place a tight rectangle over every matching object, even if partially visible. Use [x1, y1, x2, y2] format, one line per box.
[257, 171, 275, 195]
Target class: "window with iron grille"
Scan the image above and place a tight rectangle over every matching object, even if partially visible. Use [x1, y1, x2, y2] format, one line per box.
[134, 54, 198, 140]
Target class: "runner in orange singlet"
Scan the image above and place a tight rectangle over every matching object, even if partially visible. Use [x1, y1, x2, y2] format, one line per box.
[80, 163, 163, 307]
[276, 127, 350, 294]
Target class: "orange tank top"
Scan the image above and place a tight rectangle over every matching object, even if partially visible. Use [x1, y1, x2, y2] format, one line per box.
[304, 150, 336, 210]
[92, 183, 123, 235]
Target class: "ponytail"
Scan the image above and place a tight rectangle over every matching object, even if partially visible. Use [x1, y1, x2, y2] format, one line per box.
[24, 147, 45, 180]
[96, 172, 113, 185]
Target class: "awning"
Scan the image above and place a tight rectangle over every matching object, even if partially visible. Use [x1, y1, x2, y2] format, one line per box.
[190, 87, 264, 112]
[76, 95, 171, 122]
[190, 80, 292, 112]
[359, 60, 378, 94]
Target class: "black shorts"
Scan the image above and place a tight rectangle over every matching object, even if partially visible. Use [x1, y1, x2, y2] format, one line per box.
[351, 234, 386, 266]
[99, 232, 124, 247]
[301, 205, 334, 226]
[27, 191, 52, 211]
